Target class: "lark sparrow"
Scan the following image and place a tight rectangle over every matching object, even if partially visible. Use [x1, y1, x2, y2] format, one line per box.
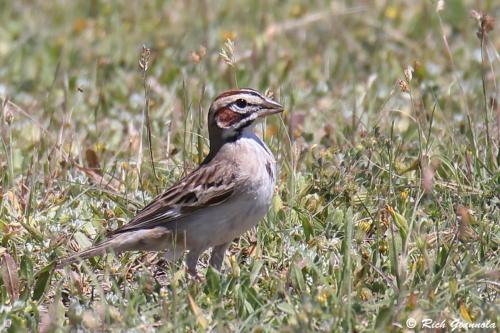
[58, 88, 283, 276]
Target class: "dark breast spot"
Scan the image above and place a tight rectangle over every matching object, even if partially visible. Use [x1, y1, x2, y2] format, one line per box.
[265, 161, 274, 182]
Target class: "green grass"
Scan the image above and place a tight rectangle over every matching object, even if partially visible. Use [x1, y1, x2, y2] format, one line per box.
[0, 1, 499, 332]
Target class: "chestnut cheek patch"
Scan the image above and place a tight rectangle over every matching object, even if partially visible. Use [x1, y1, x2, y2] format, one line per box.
[216, 108, 245, 127]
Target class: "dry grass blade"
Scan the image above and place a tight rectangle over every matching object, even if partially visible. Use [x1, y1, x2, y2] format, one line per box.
[187, 294, 208, 329]
[263, 5, 366, 41]
[1, 252, 19, 303]
[139, 44, 158, 187]
[73, 163, 121, 193]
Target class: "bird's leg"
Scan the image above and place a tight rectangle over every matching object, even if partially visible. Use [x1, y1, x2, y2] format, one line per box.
[164, 245, 184, 264]
[209, 242, 231, 271]
[186, 249, 203, 279]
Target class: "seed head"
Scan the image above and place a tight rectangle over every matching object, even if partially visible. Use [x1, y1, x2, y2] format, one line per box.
[139, 45, 151, 72]
[471, 10, 495, 39]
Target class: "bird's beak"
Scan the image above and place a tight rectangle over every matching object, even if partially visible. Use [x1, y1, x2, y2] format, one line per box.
[257, 98, 284, 118]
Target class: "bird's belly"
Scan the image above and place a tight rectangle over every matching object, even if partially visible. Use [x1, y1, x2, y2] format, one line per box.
[182, 187, 273, 250]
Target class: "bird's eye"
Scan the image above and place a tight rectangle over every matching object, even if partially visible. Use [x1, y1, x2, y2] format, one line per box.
[235, 99, 247, 108]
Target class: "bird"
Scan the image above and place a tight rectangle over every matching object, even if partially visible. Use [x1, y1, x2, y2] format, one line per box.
[58, 88, 284, 277]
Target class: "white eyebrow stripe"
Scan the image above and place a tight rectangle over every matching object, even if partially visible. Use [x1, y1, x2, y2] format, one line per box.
[212, 93, 264, 112]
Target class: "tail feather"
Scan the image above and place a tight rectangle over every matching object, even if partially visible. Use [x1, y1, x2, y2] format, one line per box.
[57, 239, 118, 268]
[57, 227, 173, 268]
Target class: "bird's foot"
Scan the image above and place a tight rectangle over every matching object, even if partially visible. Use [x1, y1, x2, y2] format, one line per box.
[187, 268, 204, 282]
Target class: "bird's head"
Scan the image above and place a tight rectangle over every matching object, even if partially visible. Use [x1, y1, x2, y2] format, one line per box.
[207, 88, 283, 145]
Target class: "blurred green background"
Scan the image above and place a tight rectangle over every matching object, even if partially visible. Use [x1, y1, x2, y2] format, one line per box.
[0, 0, 499, 332]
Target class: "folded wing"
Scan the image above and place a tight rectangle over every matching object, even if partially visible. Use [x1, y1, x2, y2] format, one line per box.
[110, 161, 238, 234]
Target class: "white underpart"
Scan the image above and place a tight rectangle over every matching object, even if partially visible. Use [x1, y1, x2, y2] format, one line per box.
[164, 128, 276, 259]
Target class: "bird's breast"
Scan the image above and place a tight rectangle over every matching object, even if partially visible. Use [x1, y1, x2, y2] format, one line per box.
[233, 134, 276, 198]
[183, 133, 277, 248]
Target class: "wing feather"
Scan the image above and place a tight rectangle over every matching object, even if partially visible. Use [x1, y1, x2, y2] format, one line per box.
[110, 161, 238, 234]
